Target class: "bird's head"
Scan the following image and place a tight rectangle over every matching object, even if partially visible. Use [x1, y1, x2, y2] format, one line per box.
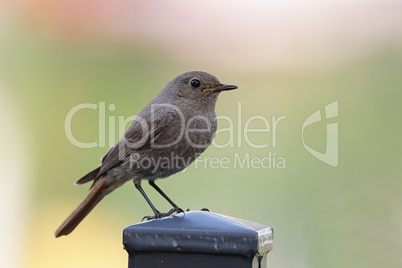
[161, 71, 237, 110]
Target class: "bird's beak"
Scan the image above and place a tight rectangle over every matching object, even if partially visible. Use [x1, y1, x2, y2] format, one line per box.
[202, 84, 238, 93]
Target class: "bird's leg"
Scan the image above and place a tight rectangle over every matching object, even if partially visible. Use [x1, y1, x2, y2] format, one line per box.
[134, 181, 183, 221]
[134, 182, 161, 219]
[149, 181, 184, 216]
[148, 181, 177, 207]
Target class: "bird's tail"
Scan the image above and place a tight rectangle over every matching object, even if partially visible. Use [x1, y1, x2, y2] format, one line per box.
[55, 177, 108, 238]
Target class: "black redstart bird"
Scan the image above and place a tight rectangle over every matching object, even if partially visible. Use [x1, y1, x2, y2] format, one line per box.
[55, 71, 237, 237]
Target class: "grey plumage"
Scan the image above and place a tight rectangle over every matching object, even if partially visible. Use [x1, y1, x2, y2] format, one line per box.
[55, 71, 237, 237]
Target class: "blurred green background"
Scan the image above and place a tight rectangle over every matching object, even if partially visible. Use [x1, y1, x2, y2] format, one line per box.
[1, 1, 401, 267]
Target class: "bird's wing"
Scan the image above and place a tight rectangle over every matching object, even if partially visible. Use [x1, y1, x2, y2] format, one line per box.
[75, 108, 177, 185]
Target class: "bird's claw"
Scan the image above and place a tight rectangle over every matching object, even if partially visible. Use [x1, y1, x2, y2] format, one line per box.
[168, 206, 185, 215]
[142, 207, 185, 221]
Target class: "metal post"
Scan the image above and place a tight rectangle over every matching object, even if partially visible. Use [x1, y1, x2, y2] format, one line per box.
[123, 211, 273, 267]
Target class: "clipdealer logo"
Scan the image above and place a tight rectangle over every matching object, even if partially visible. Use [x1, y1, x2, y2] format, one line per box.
[64, 101, 339, 170]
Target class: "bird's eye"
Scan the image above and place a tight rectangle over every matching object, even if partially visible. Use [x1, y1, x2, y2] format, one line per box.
[190, 78, 201, 88]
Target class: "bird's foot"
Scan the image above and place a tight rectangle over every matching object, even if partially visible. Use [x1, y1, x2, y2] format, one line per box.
[142, 207, 185, 221]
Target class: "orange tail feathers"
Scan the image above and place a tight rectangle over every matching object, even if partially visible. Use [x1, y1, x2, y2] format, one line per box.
[55, 177, 108, 238]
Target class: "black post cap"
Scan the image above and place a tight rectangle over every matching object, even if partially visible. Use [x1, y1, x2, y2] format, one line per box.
[123, 211, 273, 267]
